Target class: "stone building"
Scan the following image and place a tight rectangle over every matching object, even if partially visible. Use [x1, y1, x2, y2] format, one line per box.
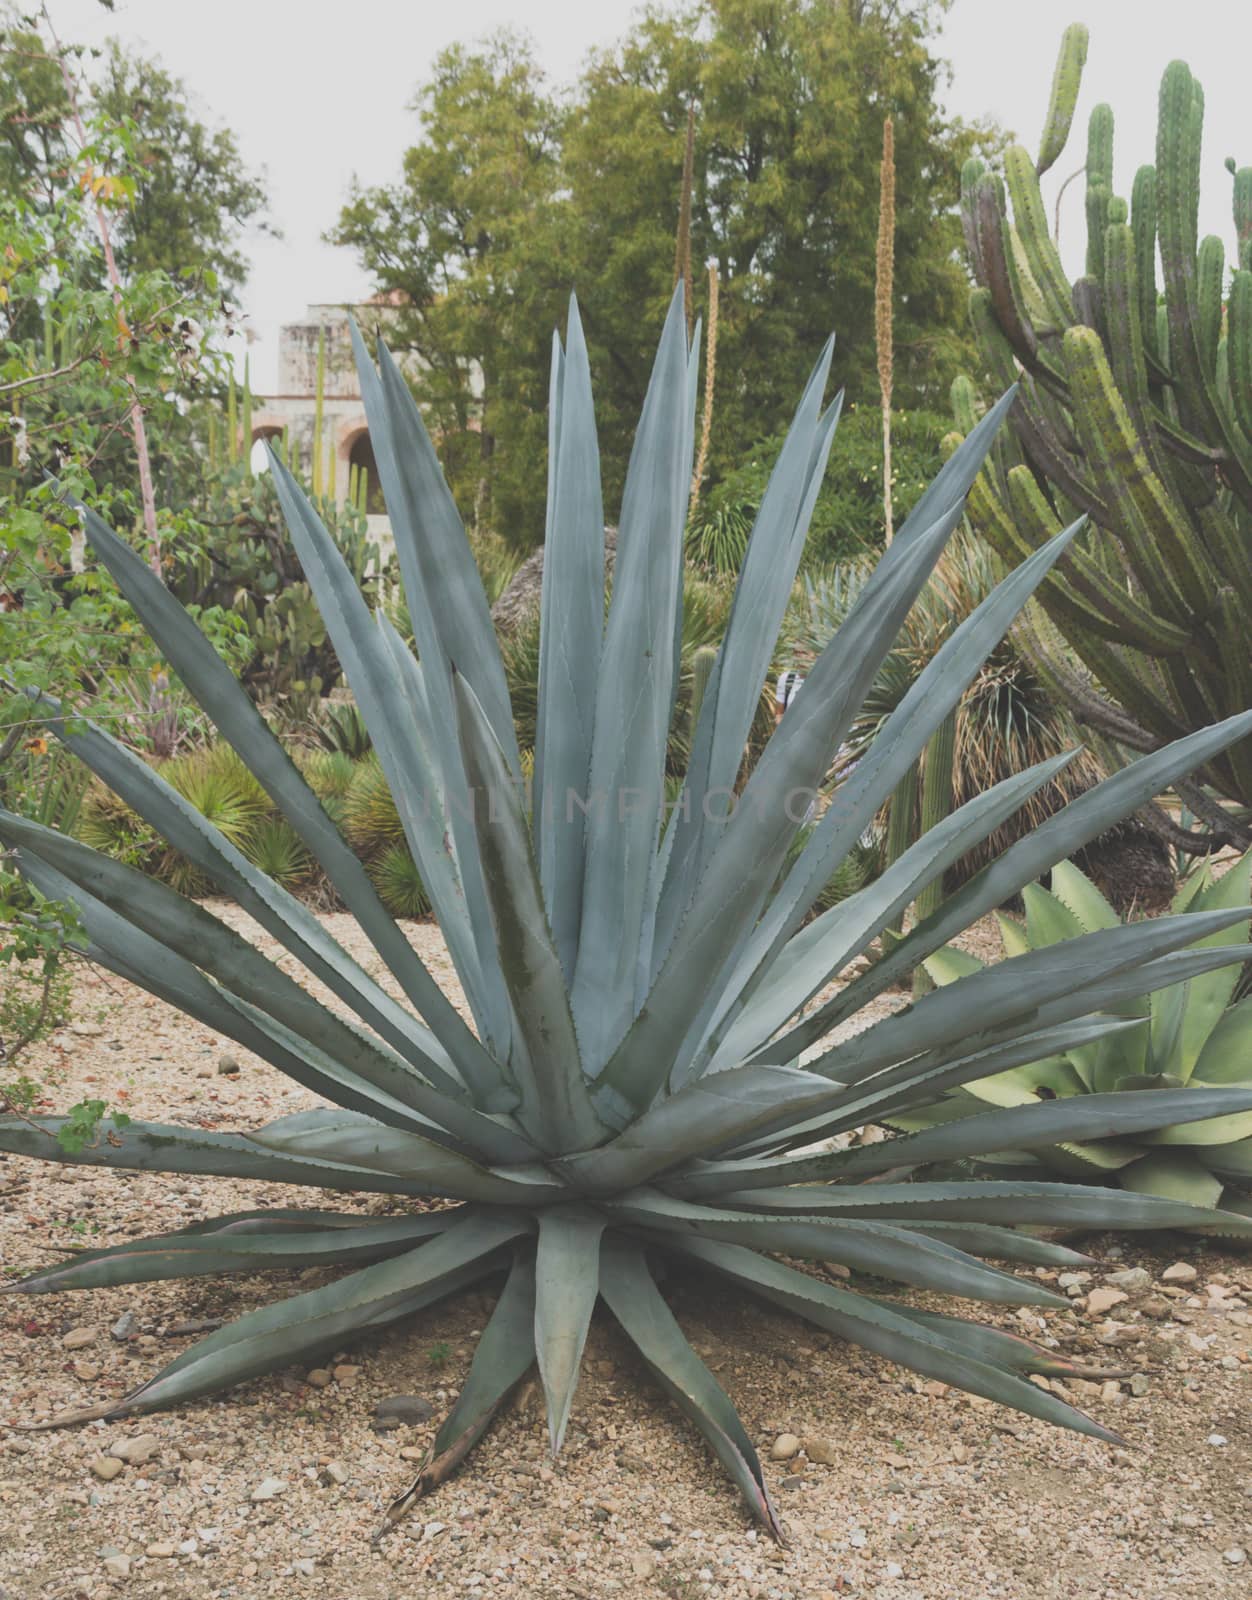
[250, 301, 399, 558]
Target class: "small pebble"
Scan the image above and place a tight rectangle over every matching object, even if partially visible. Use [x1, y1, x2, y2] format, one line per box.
[1105, 1267, 1151, 1294]
[145, 1542, 176, 1559]
[374, 1394, 434, 1427]
[250, 1476, 288, 1501]
[90, 1456, 124, 1482]
[1162, 1262, 1198, 1284]
[62, 1327, 98, 1350]
[101, 1554, 130, 1579]
[770, 1432, 800, 1460]
[108, 1434, 159, 1465]
[1224, 1548, 1247, 1566]
[217, 1054, 240, 1075]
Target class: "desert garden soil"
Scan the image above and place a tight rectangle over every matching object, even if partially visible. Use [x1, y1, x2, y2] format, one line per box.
[1, 907, 1249, 1600]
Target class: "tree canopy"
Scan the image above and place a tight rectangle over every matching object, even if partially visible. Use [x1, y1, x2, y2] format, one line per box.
[332, 0, 997, 548]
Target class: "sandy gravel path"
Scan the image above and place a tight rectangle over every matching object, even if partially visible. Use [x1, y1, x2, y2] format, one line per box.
[1, 910, 1249, 1599]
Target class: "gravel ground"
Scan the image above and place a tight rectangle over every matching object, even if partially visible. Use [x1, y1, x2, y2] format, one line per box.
[2, 909, 1250, 1600]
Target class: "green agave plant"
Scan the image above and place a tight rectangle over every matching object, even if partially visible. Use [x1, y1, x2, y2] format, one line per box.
[911, 856, 1252, 1213]
[5, 291, 1252, 1540]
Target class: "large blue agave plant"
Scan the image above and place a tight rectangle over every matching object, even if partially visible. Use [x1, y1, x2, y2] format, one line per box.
[4, 289, 1252, 1539]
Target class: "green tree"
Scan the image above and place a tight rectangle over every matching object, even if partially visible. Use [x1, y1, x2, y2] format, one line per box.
[0, 10, 258, 747]
[93, 40, 270, 296]
[564, 0, 996, 503]
[331, 31, 566, 547]
[332, 1, 998, 545]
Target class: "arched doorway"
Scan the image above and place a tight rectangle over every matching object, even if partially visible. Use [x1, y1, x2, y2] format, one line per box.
[248, 418, 287, 476]
[348, 431, 387, 514]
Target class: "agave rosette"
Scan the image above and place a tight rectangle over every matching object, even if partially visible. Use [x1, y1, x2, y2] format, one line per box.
[910, 855, 1252, 1212]
[5, 290, 1252, 1538]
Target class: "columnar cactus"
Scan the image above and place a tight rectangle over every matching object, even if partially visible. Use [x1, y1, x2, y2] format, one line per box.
[958, 31, 1252, 847]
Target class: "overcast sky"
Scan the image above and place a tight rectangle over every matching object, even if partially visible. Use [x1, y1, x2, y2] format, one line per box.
[56, 0, 1249, 392]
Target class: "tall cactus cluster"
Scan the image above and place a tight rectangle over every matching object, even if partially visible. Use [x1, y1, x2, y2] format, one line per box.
[956, 24, 1252, 849]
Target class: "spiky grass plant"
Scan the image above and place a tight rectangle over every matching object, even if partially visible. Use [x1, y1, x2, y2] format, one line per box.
[368, 841, 431, 920]
[786, 530, 1106, 885]
[5, 292, 1252, 1540]
[341, 750, 406, 855]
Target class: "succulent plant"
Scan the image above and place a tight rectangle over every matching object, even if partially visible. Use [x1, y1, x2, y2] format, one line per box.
[956, 36, 1252, 846]
[784, 530, 1105, 888]
[909, 855, 1252, 1214]
[5, 292, 1252, 1539]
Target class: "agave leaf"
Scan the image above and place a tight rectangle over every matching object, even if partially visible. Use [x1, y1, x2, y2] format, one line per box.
[350, 326, 516, 1059]
[534, 299, 604, 982]
[1047, 860, 1120, 932]
[1171, 851, 1252, 1079]
[0, 1115, 446, 1194]
[605, 1192, 1064, 1306]
[1191, 998, 1252, 1083]
[218, 998, 533, 1165]
[1022, 880, 1089, 946]
[353, 330, 519, 773]
[68, 496, 473, 1051]
[378, 1252, 536, 1538]
[672, 1235, 1119, 1444]
[903, 1223, 1095, 1267]
[652, 345, 838, 971]
[1205, 1136, 1252, 1180]
[11, 850, 474, 1142]
[373, 614, 521, 1097]
[675, 1018, 1147, 1187]
[534, 1208, 605, 1452]
[876, 1299, 1128, 1383]
[1046, 1138, 1146, 1171]
[707, 752, 1079, 1073]
[922, 947, 986, 984]
[18, 844, 529, 1163]
[452, 673, 605, 1153]
[89, 1214, 528, 1420]
[1118, 1150, 1224, 1207]
[567, 1064, 867, 1194]
[809, 710, 1252, 1035]
[571, 286, 692, 1072]
[729, 520, 1086, 998]
[797, 946, 1252, 1133]
[720, 1179, 1252, 1233]
[5, 1212, 451, 1293]
[600, 497, 970, 1122]
[266, 453, 497, 1051]
[247, 1110, 564, 1205]
[0, 811, 477, 1116]
[789, 910, 1252, 1084]
[598, 1236, 782, 1540]
[996, 913, 1031, 958]
[1032, 872, 1152, 1089]
[23, 687, 462, 1085]
[1138, 1090, 1252, 1146]
[783, 1085, 1252, 1178]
